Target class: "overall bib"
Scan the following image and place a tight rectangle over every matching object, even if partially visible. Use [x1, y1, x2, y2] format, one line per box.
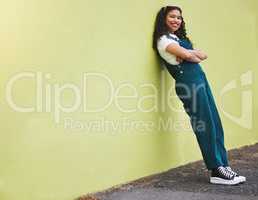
[162, 35, 229, 170]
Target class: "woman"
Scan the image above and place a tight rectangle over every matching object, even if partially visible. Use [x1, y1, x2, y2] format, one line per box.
[152, 5, 246, 185]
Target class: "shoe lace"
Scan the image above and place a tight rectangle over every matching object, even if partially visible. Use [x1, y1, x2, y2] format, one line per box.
[225, 166, 238, 176]
[218, 167, 234, 179]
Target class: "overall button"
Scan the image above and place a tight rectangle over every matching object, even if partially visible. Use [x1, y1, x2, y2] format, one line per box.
[180, 70, 183, 74]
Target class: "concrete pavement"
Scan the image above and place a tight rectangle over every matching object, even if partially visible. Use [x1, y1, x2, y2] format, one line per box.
[77, 143, 258, 200]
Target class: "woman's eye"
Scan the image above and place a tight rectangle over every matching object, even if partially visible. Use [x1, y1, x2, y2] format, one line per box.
[169, 15, 182, 20]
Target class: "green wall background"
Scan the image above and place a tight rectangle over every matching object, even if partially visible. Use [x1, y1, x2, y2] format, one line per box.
[0, 0, 257, 199]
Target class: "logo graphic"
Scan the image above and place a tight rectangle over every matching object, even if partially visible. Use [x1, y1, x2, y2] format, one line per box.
[220, 71, 253, 129]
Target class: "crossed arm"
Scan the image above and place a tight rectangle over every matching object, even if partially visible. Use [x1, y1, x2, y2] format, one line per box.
[165, 43, 208, 63]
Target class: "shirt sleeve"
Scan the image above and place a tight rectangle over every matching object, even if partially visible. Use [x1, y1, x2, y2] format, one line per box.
[157, 35, 178, 52]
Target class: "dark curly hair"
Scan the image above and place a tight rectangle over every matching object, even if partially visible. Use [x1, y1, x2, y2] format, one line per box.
[152, 6, 192, 57]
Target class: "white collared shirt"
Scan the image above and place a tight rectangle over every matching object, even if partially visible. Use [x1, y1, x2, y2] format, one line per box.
[157, 33, 180, 65]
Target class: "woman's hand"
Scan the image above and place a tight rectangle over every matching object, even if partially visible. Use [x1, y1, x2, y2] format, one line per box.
[189, 49, 208, 60]
[176, 56, 183, 63]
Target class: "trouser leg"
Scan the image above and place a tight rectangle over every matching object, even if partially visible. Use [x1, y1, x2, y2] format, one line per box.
[202, 75, 229, 167]
[175, 80, 224, 170]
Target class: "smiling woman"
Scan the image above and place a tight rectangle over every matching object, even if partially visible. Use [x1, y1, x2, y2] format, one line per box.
[152, 5, 246, 186]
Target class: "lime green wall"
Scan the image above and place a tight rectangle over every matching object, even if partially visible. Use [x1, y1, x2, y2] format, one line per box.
[0, 0, 257, 200]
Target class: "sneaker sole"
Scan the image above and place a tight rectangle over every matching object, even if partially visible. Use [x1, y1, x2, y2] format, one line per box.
[238, 176, 246, 183]
[210, 177, 240, 185]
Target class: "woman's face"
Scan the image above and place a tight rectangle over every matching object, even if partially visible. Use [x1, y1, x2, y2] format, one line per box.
[165, 9, 182, 33]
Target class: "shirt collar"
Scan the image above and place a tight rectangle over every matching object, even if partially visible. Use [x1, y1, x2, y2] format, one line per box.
[168, 33, 180, 41]
[169, 33, 179, 39]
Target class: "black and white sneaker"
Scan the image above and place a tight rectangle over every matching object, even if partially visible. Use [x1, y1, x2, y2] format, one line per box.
[225, 166, 246, 183]
[210, 166, 241, 185]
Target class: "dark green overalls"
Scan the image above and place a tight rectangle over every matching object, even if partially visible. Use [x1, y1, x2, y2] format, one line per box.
[162, 35, 229, 170]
